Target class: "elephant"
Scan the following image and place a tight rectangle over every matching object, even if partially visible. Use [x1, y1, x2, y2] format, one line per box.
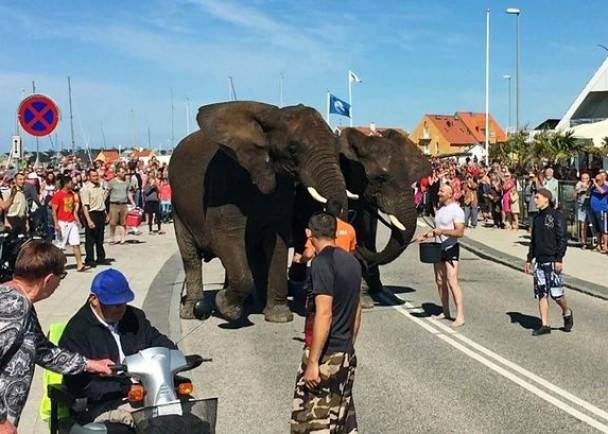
[339, 127, 432, 305]
[289, 127, 432, 306]
[169, 101, 348, 321]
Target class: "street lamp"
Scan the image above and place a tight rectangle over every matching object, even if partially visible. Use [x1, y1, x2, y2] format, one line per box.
[506, 7, 521, 132]
[503, 74, 512, 133]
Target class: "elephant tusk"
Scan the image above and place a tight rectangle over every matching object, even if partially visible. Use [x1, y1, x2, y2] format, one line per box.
[387, 213, 406, 231]
[307, 187, 327, 204]
[346, 190, 359, 200]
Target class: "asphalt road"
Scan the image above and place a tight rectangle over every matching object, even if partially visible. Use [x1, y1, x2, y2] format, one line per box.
[178, 222, 608, 434]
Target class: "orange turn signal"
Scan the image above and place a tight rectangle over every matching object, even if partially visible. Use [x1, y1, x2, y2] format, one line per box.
[177, 382, 194, 396]
[128, 384, 145, 402]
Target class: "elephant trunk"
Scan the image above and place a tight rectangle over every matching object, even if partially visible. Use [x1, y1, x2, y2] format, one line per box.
[303, 152, 347, 213]
[357, 189, 417, 267]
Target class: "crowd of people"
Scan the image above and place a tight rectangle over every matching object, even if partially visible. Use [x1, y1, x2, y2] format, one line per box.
[416, 157, 608, 253]
[0, 155, 173, 271]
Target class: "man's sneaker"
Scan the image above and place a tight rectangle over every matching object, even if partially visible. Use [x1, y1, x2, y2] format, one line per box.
[563, 310, 574, 332]
[532, 326, 551, 336]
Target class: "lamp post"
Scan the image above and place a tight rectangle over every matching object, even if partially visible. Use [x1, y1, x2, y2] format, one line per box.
[506, 7, 520, 132]
[503, 74, 512, 133]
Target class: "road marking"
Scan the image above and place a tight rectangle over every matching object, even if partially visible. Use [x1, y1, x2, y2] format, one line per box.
[416, 220, 429, 228]
[435, 334, 608, 433]
[383, 294, 608, 432]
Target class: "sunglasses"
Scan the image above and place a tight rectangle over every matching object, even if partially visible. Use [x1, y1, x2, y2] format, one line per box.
[56, 271, 68, 280]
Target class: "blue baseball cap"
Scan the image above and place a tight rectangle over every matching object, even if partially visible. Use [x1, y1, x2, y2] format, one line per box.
[91, 269, 135, 305]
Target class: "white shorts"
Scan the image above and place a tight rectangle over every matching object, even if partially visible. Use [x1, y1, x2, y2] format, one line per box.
[57, 221, 81, 247]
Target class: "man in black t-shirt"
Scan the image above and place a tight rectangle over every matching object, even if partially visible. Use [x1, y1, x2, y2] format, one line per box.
[291, 212, 362, 434]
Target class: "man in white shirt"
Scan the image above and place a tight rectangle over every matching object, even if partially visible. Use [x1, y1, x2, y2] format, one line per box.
[543, 167, 559, 207]
[417, 184, 466, 327]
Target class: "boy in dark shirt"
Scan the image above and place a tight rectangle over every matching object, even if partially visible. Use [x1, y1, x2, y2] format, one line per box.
[524, 188, 573, 336]
[291, 212, 362, 434]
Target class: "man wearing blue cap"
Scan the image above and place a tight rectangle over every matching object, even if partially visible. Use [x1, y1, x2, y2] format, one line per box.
[59, 268, 177, 429]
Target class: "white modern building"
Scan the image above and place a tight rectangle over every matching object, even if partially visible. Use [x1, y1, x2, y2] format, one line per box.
[556, 56, 608, 147]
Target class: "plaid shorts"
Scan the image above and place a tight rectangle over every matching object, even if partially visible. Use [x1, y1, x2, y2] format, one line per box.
[533, 262, 564, 299]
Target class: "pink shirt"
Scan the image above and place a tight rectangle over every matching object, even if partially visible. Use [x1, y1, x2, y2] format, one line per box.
[159, 182, 172, 201]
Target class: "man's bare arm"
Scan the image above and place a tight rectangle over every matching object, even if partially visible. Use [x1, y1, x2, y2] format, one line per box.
[308, 295, 333, 365]
[353, 300, 362, 345]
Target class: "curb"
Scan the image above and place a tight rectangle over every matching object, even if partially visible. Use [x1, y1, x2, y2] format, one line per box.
[421, 216, 608, 301]
[142, 252, 183, 341]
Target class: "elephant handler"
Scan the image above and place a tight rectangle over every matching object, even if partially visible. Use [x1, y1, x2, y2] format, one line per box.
[0, 241, 114, 434]
[295, 200, 357, 263]
[59, 269, 178, 430]
[417, 184, 466, 328]
[290, 212, 362, 434]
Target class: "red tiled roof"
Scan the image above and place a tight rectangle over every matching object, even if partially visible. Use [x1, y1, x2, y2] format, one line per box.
[96, 150, 120, 161]
[425, 115, 477, 146]
[133, 150, 155, 158]
[338, 126, 408, 137]
[456, 112, 507, 143]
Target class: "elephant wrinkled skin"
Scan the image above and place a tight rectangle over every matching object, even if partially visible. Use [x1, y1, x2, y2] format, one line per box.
[170, 101, 346, 321]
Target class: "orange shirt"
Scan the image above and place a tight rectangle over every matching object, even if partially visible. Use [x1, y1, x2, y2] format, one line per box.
[305, 218, 357, 253]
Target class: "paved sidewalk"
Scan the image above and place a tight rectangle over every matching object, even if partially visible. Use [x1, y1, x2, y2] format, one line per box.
[420, 217, 608, 298]
[19, 226, 178, 434]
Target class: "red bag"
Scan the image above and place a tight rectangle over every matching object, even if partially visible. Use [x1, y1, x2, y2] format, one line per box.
[126, 208, 143, 227]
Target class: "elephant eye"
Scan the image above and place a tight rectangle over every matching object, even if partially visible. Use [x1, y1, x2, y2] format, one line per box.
[373, 174, 388, 183]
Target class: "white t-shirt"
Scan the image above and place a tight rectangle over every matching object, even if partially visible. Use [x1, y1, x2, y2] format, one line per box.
[435, 202, 465, 245]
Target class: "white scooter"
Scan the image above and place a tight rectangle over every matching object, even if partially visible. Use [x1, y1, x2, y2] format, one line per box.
[50, 347, 217, 434]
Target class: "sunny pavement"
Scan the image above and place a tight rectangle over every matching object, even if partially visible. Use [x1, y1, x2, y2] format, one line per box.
[179, 221, 608, 434]
[460, 222, 608, 289]
[19, 225, 178, 434]
[20, 218, 608, 433]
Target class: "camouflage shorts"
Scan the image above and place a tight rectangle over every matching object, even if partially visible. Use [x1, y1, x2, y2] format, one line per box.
[290, 349, 357, 434]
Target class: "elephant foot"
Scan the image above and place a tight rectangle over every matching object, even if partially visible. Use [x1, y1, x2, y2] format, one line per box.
[180, 299, 197, 320]
[360, 282, 375, 309]
[264, 304, 294, 323]
[215, 289, 244, 321]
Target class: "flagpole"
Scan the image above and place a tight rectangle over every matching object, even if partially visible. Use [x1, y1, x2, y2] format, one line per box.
[485, 9, 490, 166]
[348, 71, 353, 127]
[326, 91, 330, 127]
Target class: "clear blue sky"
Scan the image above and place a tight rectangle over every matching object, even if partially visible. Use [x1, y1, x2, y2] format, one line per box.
[1, 0, 607, 152]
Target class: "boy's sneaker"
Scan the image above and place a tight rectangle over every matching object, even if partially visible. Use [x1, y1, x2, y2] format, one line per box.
[532, 326, 551, 336]
[563, 310, 574, 332]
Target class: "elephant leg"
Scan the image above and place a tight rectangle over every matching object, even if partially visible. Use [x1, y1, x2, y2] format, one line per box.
[262, 233, 293, 323]
[214, 235, 255, 321]
[174, 213, 203, 320]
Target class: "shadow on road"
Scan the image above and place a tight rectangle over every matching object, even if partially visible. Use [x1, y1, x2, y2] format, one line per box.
[384, 285, 415, 295]
[411, 302, 443, 318]
[506, 311, 541, 330]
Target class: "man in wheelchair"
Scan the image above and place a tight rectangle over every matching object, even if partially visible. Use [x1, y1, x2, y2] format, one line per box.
[59, 268, 177, 431]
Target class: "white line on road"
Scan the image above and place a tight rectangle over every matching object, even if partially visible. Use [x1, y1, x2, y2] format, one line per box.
[435, 334, 608, 433]
[385, 295, 608, 432]
[416, 220, 429, 228]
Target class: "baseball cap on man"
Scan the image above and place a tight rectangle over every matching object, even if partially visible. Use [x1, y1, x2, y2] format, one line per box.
[91, 269, 135, 305]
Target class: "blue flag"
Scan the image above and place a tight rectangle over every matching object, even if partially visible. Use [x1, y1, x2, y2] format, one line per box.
[329, 94, 351, 118]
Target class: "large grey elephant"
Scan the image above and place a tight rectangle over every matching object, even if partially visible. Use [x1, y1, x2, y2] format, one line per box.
[339, 128, 432, 304]
[170, 101, 347, 321]
[290, 128, 432, 306]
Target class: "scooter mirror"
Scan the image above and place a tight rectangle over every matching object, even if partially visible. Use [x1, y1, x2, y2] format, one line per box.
[185, 355, 203, 370]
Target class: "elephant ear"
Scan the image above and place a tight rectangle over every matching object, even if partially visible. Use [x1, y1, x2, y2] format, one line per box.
[339, 127, 373, 160]
[381, 129, 432, 182]
[197, 101, 283, 151]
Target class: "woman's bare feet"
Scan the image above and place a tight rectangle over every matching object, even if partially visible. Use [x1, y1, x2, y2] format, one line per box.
[432, 312, 451, 320]
[451, 318, 465, 328]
